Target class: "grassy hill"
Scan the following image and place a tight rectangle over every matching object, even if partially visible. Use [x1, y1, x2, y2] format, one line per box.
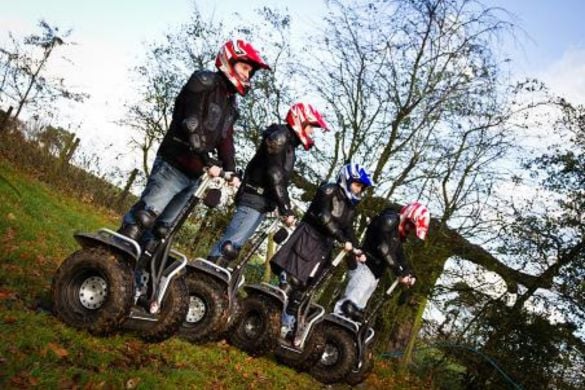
[0, 158, 429, 389]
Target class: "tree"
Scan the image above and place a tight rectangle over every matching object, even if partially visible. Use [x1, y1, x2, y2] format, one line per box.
[431, 98, 585, 389]
[0, 20, 88, 121]
[123, 6, 295, 176]
[294, 0, 553, 358]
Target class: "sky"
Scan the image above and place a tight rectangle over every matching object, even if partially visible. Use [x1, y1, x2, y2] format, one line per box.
[2, 0, 583, 338]
[1, 0, 585, 177]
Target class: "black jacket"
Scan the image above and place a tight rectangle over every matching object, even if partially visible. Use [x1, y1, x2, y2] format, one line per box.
[237, 124, 300, 215]
[271, 183, 358, 284]
[362, 208, 412, 279]
[157, 70, 238, 178]
[302, 183, 359, 246]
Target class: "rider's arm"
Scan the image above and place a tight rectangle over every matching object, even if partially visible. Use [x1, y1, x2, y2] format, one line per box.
[264, 128, 293, 216]
[310, 185, 348, 243]
[180, 71, 214, 152]
[217, 125, 236, 173]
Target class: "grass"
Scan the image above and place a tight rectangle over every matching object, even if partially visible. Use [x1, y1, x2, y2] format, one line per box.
[0, 157, 430, 389]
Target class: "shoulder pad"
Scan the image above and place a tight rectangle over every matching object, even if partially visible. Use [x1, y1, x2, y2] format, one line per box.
[319, 183, 338, 196]
[267, 166, 285, 183]
[186, 70, 217, 93]
[264, 125, 288, 154]
[379, 211, 400, 232]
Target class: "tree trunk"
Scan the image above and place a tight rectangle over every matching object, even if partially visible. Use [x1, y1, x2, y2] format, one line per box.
[400, 295, 428, 371]
[13, 44, 55, 122]
[116, 168, 139, 208]
[263, 232, 275, 282]
[0, 106, 13, 132]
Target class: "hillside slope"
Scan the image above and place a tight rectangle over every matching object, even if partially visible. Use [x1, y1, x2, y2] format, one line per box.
[0, 159, 427, 389]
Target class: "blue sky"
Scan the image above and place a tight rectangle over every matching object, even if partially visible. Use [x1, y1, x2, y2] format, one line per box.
[488, 0, 585, 71]
[1, 0, 584, 174]
[3, 0, 583, 73]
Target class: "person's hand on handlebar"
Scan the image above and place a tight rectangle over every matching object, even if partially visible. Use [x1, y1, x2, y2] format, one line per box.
[207, 165, 222, 178]
[344, 241, 353, 252]
[353, 248, 366, 263]
[281, 214, 296, 227]
[399, 274, 416, 288]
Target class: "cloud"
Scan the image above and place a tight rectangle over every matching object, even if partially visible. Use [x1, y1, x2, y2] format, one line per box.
[538, 47, 585, 104]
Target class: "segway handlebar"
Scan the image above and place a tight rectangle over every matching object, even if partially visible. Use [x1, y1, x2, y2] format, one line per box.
[331, 247, 362, 267]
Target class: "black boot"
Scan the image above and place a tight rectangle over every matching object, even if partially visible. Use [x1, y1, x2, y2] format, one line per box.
[341, 300, 365, 322]
[118, 223, 143, 241]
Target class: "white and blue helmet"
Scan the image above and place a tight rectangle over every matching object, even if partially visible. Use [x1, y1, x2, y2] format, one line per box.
[337, 163, 374, 204]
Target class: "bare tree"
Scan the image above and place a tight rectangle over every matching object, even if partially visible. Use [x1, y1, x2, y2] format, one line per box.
[0, 20, 87, 121]
[122, 6, 295, 176]
[120, 8, 225, 175]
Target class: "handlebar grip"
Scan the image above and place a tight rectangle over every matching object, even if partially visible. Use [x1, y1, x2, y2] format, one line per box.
[331, 250, 346, 267]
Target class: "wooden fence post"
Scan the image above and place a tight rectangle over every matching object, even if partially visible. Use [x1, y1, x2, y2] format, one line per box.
[55, 134, 80, 173]
[116, 168, 139, 207]
[0, 106, 13, 132]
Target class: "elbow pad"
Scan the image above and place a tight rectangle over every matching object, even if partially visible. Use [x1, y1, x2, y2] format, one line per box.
[267, 167, 291, 215]
[183, 116, 199, 134]
[318, 211, 345, 242]
[378, 243, 400, 274]
[182, 117, 202, 151]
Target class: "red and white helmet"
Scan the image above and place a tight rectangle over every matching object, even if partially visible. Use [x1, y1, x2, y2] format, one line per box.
[285, 103, 330, 150]
[215, 39, 271, 96]
[399, 202, 430, 240]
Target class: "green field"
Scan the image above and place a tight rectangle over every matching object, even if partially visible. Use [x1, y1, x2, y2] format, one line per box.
[0, 159, 427, 389]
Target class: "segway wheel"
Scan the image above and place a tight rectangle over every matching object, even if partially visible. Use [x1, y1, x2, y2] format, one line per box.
[345, 345, 375, 386]
[51, 248, 134, 335]
[275, 323, 326, 371]
[140, 275, 189, 342]
[228, 294, 280, 357]
[180, 274, 228, 343]
[309, 324, 357, 384]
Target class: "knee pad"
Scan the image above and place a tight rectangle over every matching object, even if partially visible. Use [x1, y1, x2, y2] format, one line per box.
[153, 223, 170, 239]
[279, 272, 303, 295]
[220, 241, 240, 261]
[135, 209, 157, 229]
[341, 300, 364, 322]
[287, 274, 304, 290]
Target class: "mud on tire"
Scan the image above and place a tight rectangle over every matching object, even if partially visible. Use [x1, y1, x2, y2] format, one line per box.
[139, 275, 189, 342]
[345, 344, 375, 386]
[51, 247, 134, 336]
[180, 273, 228, 343]
[309, 324, 357, 384]
[275, 323, 326, 371]
[228, 294, 280, 357]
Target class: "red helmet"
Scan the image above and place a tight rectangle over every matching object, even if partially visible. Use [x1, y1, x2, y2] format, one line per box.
[285, 103, 330, 150]
[399, 202, 430, 240]
[215, 39, 271, 96]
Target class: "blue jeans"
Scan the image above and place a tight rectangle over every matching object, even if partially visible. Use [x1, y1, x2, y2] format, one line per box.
[123, 156, 200, 230]
[209, 205, 265, 257]
[334, 262, 379, 313]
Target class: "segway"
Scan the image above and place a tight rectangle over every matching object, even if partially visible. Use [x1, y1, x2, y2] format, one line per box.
[310, 277, 401, 384]
[227, 246, 353, 361]
[51, 168, 227, 342]
[180, 217, 290, 343]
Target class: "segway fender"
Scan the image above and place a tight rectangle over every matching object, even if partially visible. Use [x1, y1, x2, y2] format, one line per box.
[243, 283, 286, 307]
[186, 258, 230, 285]
[74, 228, 140, 263]
[323, 313, 360, 334]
